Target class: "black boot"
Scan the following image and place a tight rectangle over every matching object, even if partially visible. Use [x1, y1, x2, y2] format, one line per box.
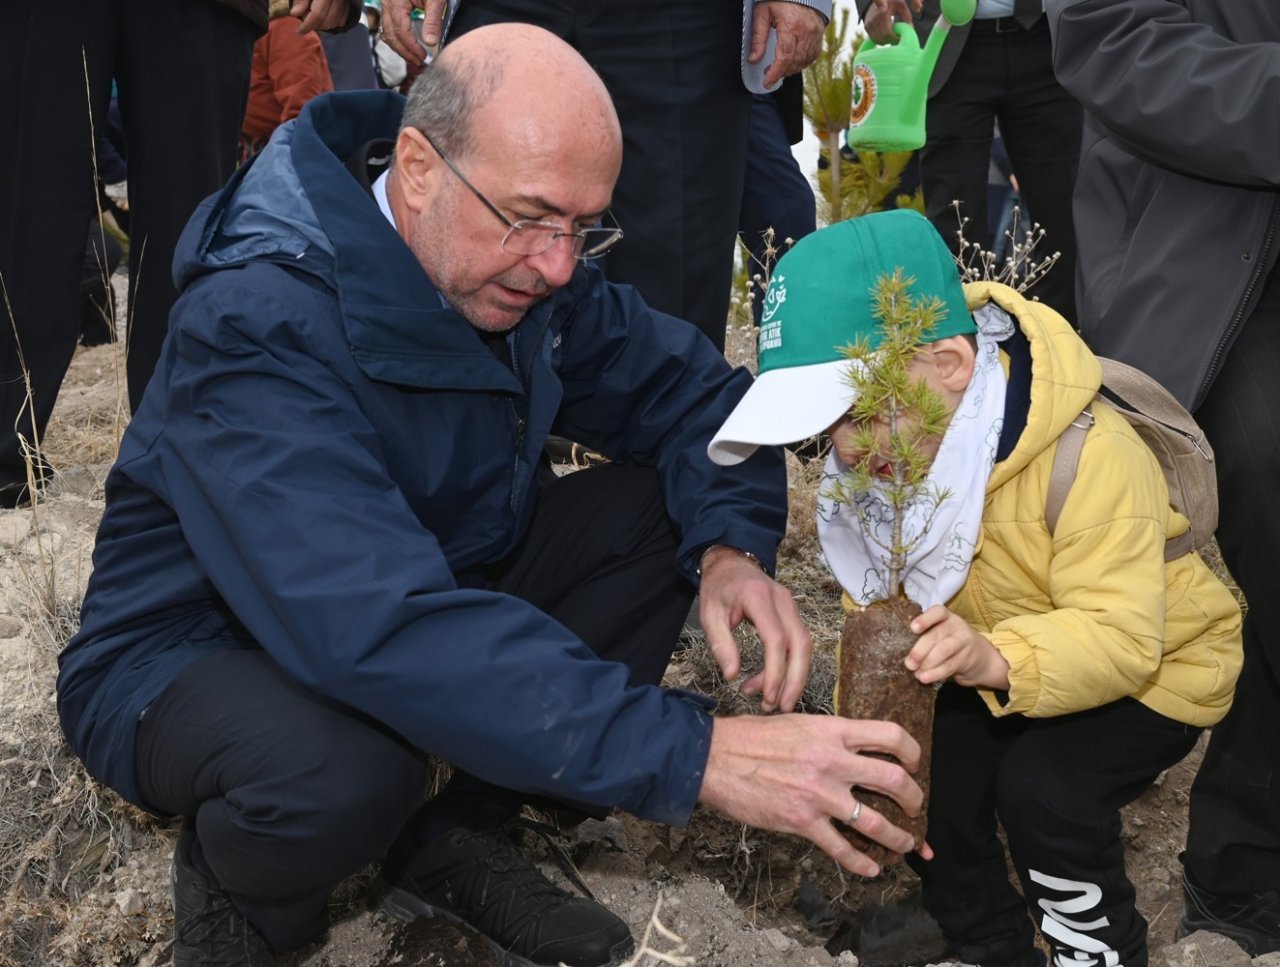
[0, 453, 55, 509]
[1180, 869, 1280, 955]
[171, 821, 276, 967]
[374, 816, 633, 967]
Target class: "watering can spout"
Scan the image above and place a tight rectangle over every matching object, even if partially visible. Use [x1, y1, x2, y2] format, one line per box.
[918, 0, 977, 97]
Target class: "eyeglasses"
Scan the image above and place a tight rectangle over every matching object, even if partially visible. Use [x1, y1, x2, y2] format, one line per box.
[420, 132, 623, 261]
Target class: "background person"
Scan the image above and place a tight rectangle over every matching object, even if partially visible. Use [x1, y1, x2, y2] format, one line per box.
[738, 78, 818, 325]
[1047, 0, 1280, 953]
[240, 0, 336, 163]
[860, 0, 1081, 322]
[0, 0, 362, 509]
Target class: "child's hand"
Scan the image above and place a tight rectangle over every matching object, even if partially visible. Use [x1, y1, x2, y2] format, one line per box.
[905, 605, 1010, 690]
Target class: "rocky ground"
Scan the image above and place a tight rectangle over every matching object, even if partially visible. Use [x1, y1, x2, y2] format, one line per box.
[0, 298, 1272, 966]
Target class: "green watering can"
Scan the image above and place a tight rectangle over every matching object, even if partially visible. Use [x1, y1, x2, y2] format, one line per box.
[846, 0, 977, 152]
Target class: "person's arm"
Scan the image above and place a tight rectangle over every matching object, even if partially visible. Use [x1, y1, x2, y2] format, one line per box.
[975, 421, 1172, 717]
[291, 0, 363, 34]
[699, 713, 930, 876]
[1046, 0, 1280, 188]
[150, 271, 723, 826]
[747, 0, 832, 89]
[551, 272, 808, 713]
[697, 545, 813, 713]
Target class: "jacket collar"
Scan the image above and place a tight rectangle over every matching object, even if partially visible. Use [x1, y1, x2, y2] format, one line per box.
[290, 92, 527, 393]
[963, 282, 1102, 487]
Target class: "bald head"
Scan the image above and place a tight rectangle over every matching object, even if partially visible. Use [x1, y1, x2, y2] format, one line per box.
[401, 23, 620, 165]
[388, 23, 625, 332]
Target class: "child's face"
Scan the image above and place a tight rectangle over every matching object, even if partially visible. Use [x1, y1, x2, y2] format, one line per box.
[824, 345, 969, 474]
[826, 410, 944, 475]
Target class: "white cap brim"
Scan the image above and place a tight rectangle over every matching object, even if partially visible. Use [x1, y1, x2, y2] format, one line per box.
[708, 359, 855, 466]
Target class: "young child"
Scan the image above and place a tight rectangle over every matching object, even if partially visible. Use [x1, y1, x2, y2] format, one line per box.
[708, 210, 1243, 967]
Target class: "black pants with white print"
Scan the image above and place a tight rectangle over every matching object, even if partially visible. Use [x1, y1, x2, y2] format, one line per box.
[907, 684, 1200, 967]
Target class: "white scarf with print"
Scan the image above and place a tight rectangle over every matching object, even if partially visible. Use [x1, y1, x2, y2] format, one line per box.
[817, 305, 1015, 607]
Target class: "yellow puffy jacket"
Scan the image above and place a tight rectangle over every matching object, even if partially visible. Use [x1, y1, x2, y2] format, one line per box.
[952, 283, 1241, 728]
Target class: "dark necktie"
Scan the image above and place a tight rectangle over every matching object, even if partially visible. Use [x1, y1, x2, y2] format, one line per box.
[1014, 0, 1042, 29]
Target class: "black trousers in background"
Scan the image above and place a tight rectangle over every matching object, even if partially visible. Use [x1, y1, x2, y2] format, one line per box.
[909, 685, 1200, 967]
[739, 89, 817, 326]
[0, 0, 256, 491]
[447, 0, 752, 352]
[134, 463, 695, 952]
[921, 17, 1081, 324]
[1184, 262, 1280, 895]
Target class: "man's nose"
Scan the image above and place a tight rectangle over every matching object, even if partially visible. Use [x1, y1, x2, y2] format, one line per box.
[525, 237, 578, 288]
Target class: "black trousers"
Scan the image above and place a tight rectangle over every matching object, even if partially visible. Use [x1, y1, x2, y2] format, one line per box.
[134, 463, 694, 951]
[739, 92, 817, 326]
[1184, 262, 1280, 895]
[921, 17, 1081, 323]
[447, 0, 752, 352]
[0, 1, 256, 491]
[909, 685, 1200, 967]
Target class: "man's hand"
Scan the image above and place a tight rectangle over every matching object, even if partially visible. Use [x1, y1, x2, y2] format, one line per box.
[699, 713, 929, 876]
[748, 2, 828, 88]
[861, 0, 923, 45]
[291, 0, 357, 34]
[379, 0, 449, 65]
[905, 604, 1010, 689]
[698, 546, 813, 714]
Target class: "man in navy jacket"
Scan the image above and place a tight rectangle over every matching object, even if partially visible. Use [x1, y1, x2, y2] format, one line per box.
[58, 24, 926, 967]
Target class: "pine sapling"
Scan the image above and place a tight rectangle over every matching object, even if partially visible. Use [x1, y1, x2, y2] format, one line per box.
[829, 268, 952, 867]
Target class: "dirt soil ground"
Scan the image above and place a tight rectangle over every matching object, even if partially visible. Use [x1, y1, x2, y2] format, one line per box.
[0, 314, 1271, 966]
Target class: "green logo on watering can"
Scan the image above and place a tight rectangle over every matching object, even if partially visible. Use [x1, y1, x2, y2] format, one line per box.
[849, 63, 877, 127]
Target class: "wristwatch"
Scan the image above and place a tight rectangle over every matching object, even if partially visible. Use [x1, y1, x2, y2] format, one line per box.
[696, 544, 765, 578]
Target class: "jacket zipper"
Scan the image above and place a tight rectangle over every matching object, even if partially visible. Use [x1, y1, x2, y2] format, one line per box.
[509, 402, 527, 513]
[508, 331, 526, 514]
[1195, 196, 1280, 411]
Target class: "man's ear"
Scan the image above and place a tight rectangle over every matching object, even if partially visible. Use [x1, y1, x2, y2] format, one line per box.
[393, 127, 436, 214]
[929, 334, 978, 393]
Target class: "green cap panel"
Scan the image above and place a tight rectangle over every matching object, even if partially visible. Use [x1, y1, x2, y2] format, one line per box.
[757, 209, 974, 374]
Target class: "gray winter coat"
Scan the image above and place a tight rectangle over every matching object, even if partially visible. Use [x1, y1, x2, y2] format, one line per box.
[1045, 0, 1280, 409]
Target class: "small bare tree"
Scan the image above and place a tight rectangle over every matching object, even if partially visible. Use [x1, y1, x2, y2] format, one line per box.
[827, 269, 951, 866]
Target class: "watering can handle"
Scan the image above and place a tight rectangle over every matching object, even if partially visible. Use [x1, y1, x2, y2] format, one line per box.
[862, 20, 921, 51]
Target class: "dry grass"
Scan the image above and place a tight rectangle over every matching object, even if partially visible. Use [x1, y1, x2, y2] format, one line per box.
[1, 132, 151, 961]
[40, 349, 129, 475]
[0, 546, 169, 967]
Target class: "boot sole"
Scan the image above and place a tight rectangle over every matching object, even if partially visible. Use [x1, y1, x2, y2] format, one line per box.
[371, 877, 635, 967]
[1179, 915, 1280, 957]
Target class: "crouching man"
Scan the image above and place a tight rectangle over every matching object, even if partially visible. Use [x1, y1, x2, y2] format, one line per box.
[57, 24, 926, 967]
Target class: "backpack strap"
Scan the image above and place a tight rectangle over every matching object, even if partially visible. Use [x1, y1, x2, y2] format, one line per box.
[1162, 527, 1196, 561]
[1046, 402, 1197, 562]
[1045, 405, 1095, 536]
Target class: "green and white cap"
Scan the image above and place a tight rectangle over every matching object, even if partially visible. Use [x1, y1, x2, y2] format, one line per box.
[708, 209, 974, 465]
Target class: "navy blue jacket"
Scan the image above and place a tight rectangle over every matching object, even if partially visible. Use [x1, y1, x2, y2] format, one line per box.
[56, 91, 787, 825]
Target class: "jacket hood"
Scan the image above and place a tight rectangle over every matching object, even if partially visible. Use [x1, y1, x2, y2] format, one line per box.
[965, 282, 1102, 490]
[172, 90, 523, 394]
